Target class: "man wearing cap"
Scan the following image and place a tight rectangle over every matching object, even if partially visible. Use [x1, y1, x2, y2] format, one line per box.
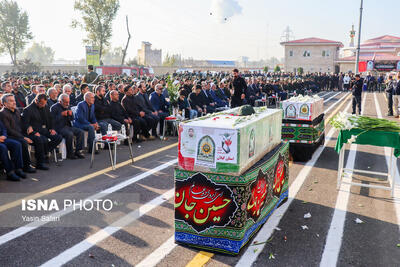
[19, 77, 31, 96]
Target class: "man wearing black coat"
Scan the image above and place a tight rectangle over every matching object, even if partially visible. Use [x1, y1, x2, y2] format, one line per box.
[135, 82, 159, 139]
[121, 85, 148, 141]
[0, 94, 36, 173]
[21, 94, 63, 170]
[50, 94, 84, 159]
[351, 74, 363, 115]
[229, 69, 247, 107]
[94, 85, 121, 135]
[188, 84, 207, 115]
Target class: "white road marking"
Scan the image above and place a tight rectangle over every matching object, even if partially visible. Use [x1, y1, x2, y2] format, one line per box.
[319, 93, 366, 267]
[0, 158, 178, 246]
[323, 92, 341, 103]
[135, 236, 177, 267]
[235, 93, 352, 267]
[40, 189, 175, 267]
[373, 92, 400, 231]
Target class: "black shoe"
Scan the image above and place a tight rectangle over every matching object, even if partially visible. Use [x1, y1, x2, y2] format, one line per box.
[36, 163, 49, 170]
[15, 169, 27, 179]
[23, 166, 36, 173]
[75, 152, 85, 159]
[7, 172, 20, 181]
[387, 114, 393, 116]
[67, 154, 77, 160]
[132, 138, 142, 144]
[44, 157, 50, 164]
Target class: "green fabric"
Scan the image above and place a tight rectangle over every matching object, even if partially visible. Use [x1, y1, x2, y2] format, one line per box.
[335, 129, 400, 157]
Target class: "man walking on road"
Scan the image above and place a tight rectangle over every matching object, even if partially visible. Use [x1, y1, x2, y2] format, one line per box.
[351, 74, 363, 115]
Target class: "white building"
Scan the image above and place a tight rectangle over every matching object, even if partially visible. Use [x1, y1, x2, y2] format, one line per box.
[137, 42, 162, 66]
[280, 37, 343, 73]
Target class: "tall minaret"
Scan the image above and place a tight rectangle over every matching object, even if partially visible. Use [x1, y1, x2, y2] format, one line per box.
[349, 24, 356, 47]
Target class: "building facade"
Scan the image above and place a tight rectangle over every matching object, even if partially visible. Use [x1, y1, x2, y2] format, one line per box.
[338, 35, 400, 73]
[137, 42, 162, 66]
[280, 38, 343, 73]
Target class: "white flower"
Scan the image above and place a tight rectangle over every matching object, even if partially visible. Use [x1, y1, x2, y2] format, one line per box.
[348, 135, 357, 144]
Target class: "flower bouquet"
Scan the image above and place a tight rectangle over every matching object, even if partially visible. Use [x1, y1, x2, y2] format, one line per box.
[329, 112, 400, 144]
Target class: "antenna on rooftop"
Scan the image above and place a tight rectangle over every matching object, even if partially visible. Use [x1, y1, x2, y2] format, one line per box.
[281, 26, 295, 42]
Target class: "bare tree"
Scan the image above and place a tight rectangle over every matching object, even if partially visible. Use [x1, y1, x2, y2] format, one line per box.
[121, 15, 131, 66]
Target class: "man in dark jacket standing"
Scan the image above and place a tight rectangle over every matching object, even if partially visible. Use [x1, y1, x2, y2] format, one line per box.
[394, 73, 400, 118]
[229, 69, 247, 107]
[351, 74, 363, 115]
[0, 94, 36, 174]
[21, 94, 63, 170]
[386, 76, 395, 116]
[50, 94, 84, 159]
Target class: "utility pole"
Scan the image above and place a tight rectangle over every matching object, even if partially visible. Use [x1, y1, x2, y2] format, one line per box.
[355, 0, 363, 74]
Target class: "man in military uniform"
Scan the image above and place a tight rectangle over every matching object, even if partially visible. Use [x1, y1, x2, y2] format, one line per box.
[83, 65, 98, 86]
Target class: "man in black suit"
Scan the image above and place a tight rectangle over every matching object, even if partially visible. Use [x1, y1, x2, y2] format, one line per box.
[188, 84, 207, 115]
[135, 81, 159, 139]
[50, 94, 84, 159]
[0, 94, 36, 173]
[21, 94, 63, 170]
[122, 85, 148, 142]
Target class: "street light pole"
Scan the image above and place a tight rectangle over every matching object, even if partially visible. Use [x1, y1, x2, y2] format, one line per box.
[355, 0, 364, 74]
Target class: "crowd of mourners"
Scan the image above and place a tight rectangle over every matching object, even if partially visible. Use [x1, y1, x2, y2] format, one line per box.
[0, 65, 392, 182]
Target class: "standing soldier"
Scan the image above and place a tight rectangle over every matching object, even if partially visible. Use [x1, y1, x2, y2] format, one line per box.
[83, 65, 98, 88]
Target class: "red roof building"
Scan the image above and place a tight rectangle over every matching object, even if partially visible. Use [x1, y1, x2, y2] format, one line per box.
[280, 37, 343, 73]
[338, 35, 400, 73]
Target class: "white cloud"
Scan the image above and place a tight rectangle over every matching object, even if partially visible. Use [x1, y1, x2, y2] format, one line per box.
[210, 0, 242, 23]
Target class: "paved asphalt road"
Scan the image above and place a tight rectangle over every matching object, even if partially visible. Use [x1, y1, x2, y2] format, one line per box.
[0, 91, 399, 267]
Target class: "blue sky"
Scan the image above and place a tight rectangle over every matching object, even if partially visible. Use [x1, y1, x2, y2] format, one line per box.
[2, 0, 400, 63]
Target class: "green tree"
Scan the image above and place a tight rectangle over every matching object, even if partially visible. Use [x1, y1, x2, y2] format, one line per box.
[163, 53, 177, 67]
[0, 0, 33, 66]
[297, 67, 304, 75]
[22, 42, 55, 65]
[263, 66, 269, 72]
[72, 0, 120, 62]
[274, 65, 281, 72]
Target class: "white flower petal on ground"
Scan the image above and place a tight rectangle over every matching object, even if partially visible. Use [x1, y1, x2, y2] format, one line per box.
[301, 225, 309, 230]
[304, 212, 312, 219]
[355, 218, 364, 224]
